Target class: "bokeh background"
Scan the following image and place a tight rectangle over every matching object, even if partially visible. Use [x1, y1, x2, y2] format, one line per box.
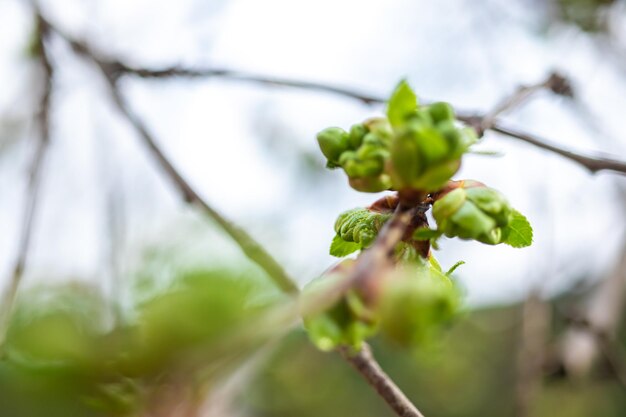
[1, 0, 626, 416]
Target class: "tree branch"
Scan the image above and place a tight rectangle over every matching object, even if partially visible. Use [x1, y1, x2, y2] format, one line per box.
[479, 72, 572, 131]
[114, 64, 383, 105]
[43, 25, 299, 295]
[339, 343, 426, 417]
[489, 124, 626, 175]
[0, 14, 53, 347]
[108, 63, 626, 175]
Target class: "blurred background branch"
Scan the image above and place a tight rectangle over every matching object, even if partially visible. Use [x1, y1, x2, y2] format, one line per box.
[28, 49, 626, 175]
[0, 13, 53, 347]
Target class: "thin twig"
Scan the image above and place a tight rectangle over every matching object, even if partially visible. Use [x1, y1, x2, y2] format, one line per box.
[103, 69, 300, 295]
[0, 15, 53, 346]
[108, 63, 626, 174]
[490, 123, 626, 175]
[480, 72, 573, 131]
[459, 112, 626, 174]
[339, 343, 425, 417]
[116, 64, 383, 105]
[42, 22, 299, 294]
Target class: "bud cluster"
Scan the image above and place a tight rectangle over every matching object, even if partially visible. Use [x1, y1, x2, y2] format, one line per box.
[306, 80, 533, 355]
[317, 118, 393, 192]
[316, 81, 476, 193]
[389, 101, 475, 192]
[334, 207, 392, 249]
[432, 180, 512, 245]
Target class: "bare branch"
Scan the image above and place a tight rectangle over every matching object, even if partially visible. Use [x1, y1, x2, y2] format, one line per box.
[39, 16, 301, 295]
[480, 72, 573, 131]
[339, 343, 426, 417]
[0, 15, 53, 346]
[459, 119, 626, 175]
[116, 64, 383, 105]
[71, 49, 300, 295]
[113, 64, 626, 175]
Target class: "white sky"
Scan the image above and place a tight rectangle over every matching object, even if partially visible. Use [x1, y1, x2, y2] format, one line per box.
[0, 0, 625, 305]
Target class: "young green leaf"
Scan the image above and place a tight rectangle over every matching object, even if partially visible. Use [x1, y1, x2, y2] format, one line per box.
[501, 209, 533, 248]
[387, 80, 418, 128]
[330, 235, 361, 257]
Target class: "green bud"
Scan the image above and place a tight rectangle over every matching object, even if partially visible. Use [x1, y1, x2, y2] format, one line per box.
[477, 227, 502, 245]
[334, 210, 354, 234]
[302, 270, 378, 352]
[391, 134, 421, 188]
[433, 188, 466, 221]
[428, 102, 455, 123]
[338, 150, 357, 166]
[317, 127, 349, 163]
[363, 117, 393, 138]
[362, 132, 385, 147]
[335, 208, 391, 245]
[412, 108, 434, 126]
[414, 159, 461, 192]
[356, 143, 387, 160]
[437, 120, 463, 154]
[344, 158, 383, 178]
[378, 267, 459, 348]
[465, 187, 511, 227]
[414, 126, 449, 163]
[338, 209, 369, 241]
[348, 175, 392, 193]
[349, 124, 368, 148]
[449, 201, 496, 239]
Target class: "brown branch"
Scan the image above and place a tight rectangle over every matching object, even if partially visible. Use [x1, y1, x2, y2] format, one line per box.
[455, 115, 626, 175]
[43, 25, 299, 295]
[483, 72, 572, 129]
[115, 64, 383, 105]
[456, 72, 625, 175]
[32, 28, 626, 176]
[0, 14, 53, 346]
[106, 62, 626, 175]
[479, 72, 572, 131]
[339, 343, 426, 417]
[489, 123, 626, 174]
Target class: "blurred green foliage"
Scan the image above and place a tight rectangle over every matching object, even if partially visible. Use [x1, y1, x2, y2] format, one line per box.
[555, 0, 617, 32]
[0, 268, 291, 416]
[246, 305, 626, 417]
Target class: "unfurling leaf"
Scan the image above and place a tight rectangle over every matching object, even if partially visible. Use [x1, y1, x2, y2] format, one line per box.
[501, 209, 533, 248]
[330, 235, 361, 257]
[387, 80, 418, 128]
